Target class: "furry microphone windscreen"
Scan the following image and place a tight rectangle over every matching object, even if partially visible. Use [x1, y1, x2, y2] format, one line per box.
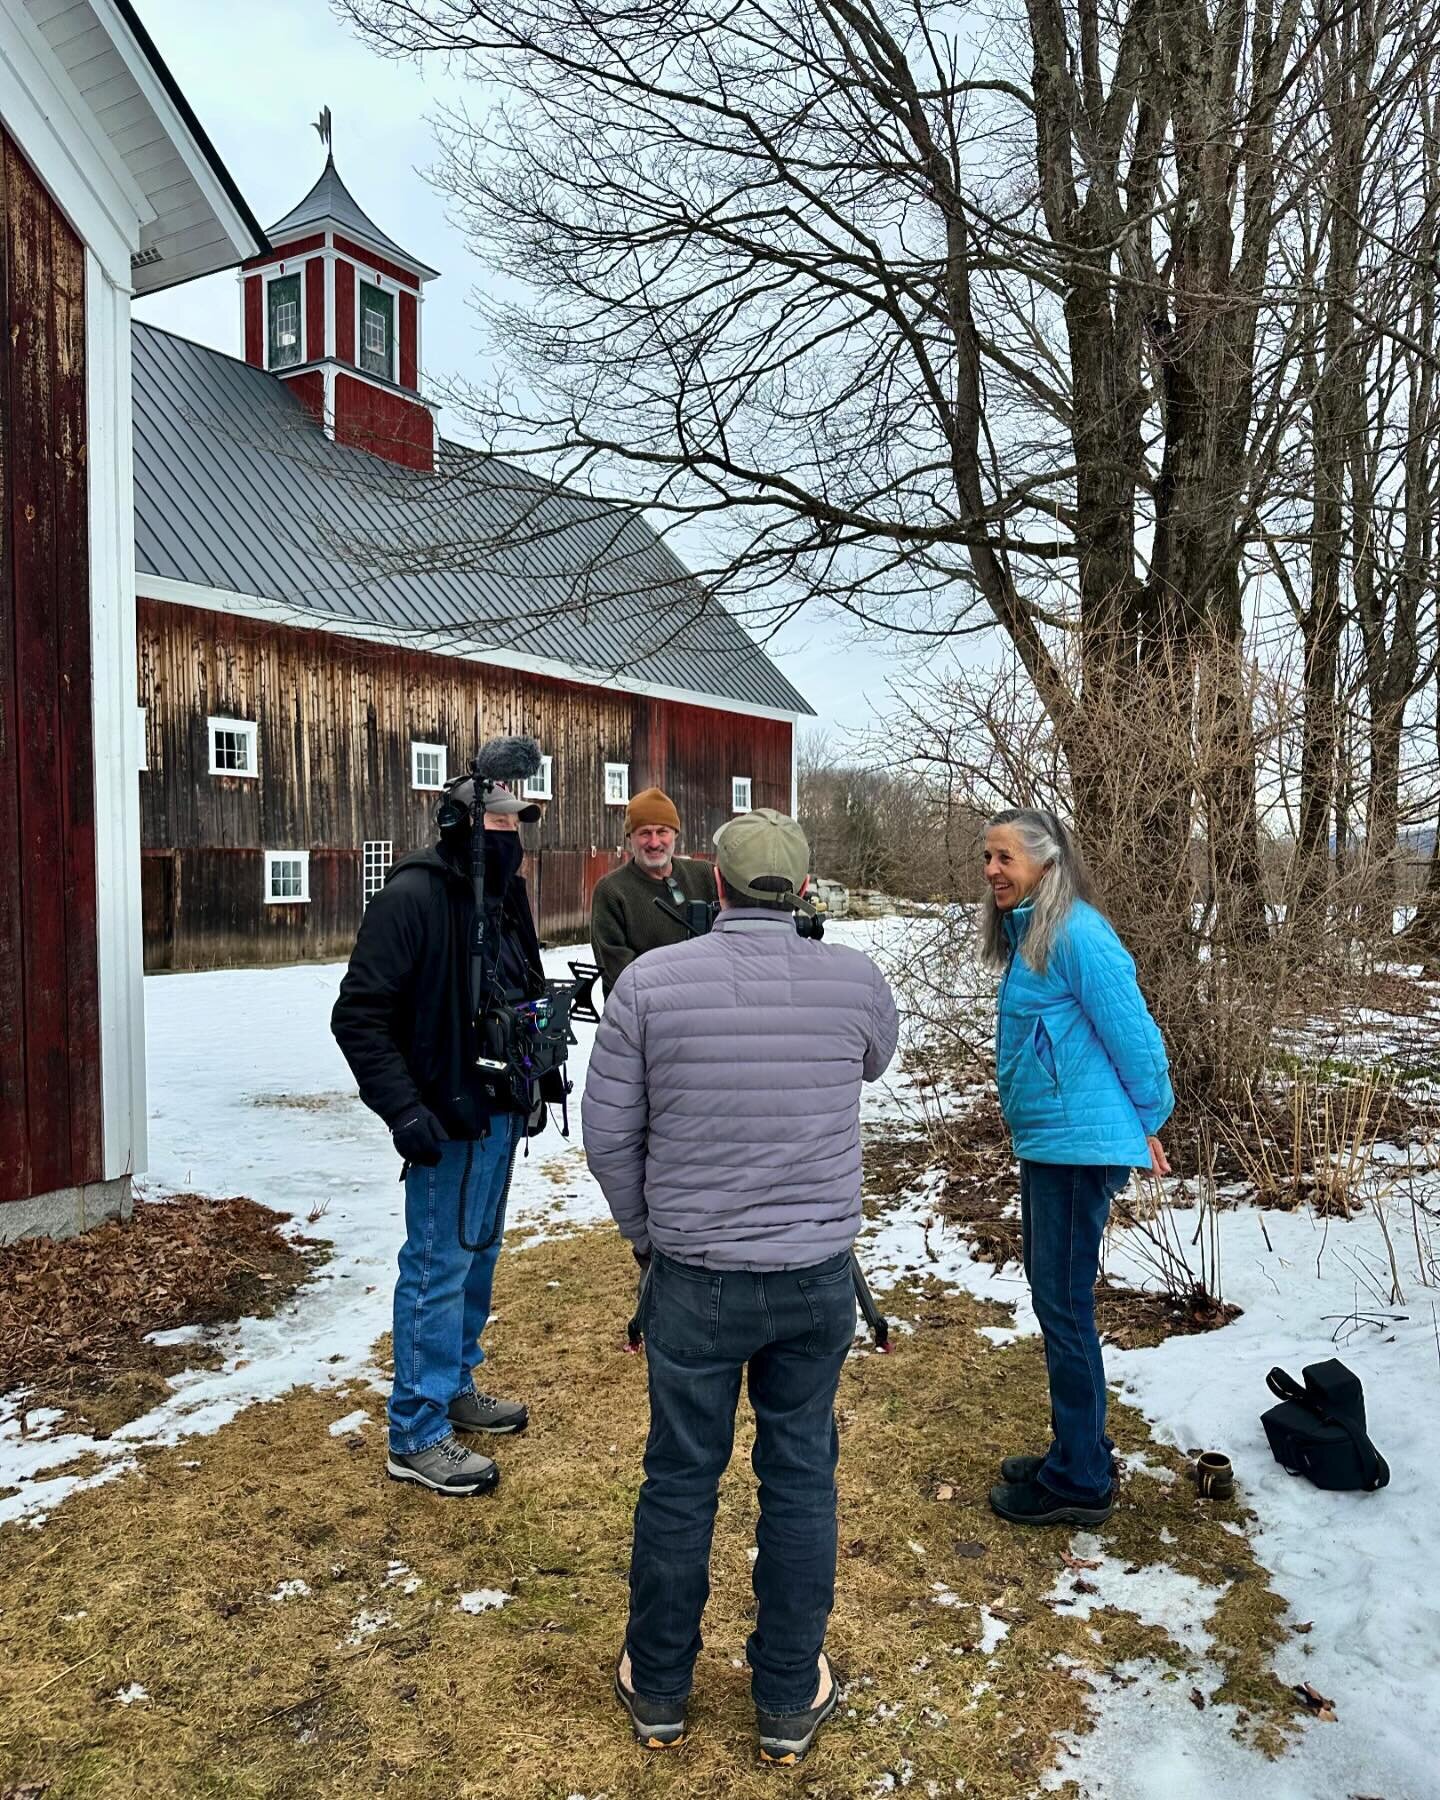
[471, 735, 543, 784]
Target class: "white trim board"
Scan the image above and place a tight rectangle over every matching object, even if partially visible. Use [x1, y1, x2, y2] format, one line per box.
[86, 251, 147, 1185]
[137, 575, 806, 725]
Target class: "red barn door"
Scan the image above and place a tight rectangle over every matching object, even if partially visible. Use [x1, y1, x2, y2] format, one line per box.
[0, 130, 103, 1207]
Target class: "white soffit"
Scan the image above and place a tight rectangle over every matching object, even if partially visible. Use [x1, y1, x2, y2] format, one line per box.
[23, 0, 264, 291]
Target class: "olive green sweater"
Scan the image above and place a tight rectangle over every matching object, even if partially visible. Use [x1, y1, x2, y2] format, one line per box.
[590, 856, 716, 994]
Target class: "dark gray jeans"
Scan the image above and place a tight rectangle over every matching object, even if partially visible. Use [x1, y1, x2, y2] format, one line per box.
[626, 1248, 856, 1712]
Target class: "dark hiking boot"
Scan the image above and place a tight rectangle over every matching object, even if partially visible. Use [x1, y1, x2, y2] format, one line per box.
[989, 1476, 1113, 1527]
[386, 1434, 499, 1496]
[448, 1388, 529, 1435]
[614, 1650, 686, 1749]
[999, 1450, 1120, 1485]
[757, 1653, 841, 1765]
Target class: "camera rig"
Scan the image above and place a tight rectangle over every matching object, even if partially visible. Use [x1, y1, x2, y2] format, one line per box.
[653, 893, 825, 941]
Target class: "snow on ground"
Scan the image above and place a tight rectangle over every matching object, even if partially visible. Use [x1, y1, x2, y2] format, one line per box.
[2, 916, 1438, 1794]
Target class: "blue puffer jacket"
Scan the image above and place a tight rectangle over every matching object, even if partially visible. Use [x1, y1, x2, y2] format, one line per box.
[995, 899, 1173, 1167]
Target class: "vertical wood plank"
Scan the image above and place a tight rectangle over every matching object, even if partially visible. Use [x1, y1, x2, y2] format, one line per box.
[51, 197, 102, 1184]
[8, 139, 72, 1195]
[0, 137, 30, 1202]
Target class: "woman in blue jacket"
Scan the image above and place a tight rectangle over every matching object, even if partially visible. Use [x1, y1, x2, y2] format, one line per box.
[982, 808, 1173, 1527]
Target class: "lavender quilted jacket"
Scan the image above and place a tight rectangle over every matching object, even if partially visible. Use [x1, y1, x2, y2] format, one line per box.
[581, 909, 900, 1270]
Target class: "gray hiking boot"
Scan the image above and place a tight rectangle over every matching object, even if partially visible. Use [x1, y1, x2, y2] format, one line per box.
[757, 1654, 841, 1765]
[386, 1434, 499, 1496]
[448, 1387, 529, 1435]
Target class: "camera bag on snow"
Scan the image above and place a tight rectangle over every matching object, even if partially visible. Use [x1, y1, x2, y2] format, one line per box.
[1262, 1359, 1389, 1492]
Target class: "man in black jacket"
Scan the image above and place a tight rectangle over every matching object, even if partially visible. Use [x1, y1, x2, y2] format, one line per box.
[332, 768, 547, 1497]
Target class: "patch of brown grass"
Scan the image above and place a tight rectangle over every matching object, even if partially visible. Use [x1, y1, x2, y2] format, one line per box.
[0, 1195, 327, 1437]
[0, 1220, 1300, 1800]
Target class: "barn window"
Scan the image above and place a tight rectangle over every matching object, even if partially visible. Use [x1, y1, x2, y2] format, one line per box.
[363, 840, 393, 905]
[411, 741, 447, 791]
[731, 776, 753, 813]
[267, 273, 302, 369]
[604, 762, 630, 806]
[523, 755, 553, 800]
[265, 851, 310, 904]
[359, 280, 394, 380]
[208, 716, 258, 778]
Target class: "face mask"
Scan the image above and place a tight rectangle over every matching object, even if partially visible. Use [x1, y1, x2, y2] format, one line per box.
[482, 828, 524, 884]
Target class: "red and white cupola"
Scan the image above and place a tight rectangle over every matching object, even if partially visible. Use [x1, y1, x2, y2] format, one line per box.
[241, 127, 439, 471]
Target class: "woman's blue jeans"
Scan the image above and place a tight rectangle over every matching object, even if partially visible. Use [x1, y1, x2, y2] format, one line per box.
[388, 1116, 521, 1455]
[626, 1249, 856, 1713]
[1018, 1160, 1129, 1501]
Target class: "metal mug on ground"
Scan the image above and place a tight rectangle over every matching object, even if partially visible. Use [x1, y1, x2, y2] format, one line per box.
[1191, 1451, 1235, 1499]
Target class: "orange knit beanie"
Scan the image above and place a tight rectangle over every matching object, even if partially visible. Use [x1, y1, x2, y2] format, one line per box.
[625, 786, 682, 835]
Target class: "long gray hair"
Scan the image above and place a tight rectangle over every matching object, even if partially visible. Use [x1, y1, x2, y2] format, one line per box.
[979, 808, 1101, 975]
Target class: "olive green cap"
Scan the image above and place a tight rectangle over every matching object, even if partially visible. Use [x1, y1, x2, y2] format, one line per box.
[712, 807, 810, 905]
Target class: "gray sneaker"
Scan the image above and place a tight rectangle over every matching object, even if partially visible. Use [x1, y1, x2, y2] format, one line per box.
[387, 1434, 499, 1496]
[448, 1388, 529, 1435]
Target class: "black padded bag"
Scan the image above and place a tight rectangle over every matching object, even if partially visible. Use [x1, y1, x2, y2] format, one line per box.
[1262, 1358, 1389, 1492]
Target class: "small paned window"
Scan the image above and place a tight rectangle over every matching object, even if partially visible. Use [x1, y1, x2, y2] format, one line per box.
[208, 716, 258, 778]
[267, 273, 301, 369]
[412, 741, 447, 791]
[363, 840, 393, 905]
[731, 776, 753, 813]
[265, 851, 310, 904]
[523, 755, 553, 800]
[604, 762, 630, 806]
[359, 280, 394, 380]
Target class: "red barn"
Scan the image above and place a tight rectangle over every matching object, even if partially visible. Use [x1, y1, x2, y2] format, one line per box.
[133, 152, 811, 969]
[0, 0, 265, 1241]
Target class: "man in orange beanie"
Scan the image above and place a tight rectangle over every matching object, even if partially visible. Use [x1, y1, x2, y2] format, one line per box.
[590, 786, 717, 994]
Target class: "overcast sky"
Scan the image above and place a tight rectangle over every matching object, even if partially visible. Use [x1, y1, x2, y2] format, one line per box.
[130, 0, 941, 741]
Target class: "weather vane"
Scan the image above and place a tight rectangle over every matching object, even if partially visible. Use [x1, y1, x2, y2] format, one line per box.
[313, 106, 333, 155]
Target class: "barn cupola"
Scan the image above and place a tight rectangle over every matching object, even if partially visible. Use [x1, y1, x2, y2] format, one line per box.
[240, 110, 439, 472]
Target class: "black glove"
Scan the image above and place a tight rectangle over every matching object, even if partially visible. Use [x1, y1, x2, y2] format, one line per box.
[633, 1246, 652, 1271]
[390, 1105, 448, 1167]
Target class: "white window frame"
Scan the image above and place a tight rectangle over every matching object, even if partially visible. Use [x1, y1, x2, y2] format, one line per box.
[264, 850, 310, 905]
[604, 761, 630, 806]
[411, 741, 448, 791]
[208, 715, 259, 778]
[262, 264, 305, 369]
[523, 754, 553, 800]
[731, 776, 753, 813]
[136, 704, 148, 774]
[362, 839, 393, 905]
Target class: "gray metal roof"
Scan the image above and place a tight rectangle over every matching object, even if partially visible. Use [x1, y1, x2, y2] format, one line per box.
[266, 154, 439, 280]
[131, 322, 811, 716]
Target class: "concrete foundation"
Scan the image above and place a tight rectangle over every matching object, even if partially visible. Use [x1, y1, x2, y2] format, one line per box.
[0, 1174, 134, 1246]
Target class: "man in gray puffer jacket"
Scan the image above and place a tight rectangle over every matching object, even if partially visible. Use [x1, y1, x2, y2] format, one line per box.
[583, 807, 898, 1765]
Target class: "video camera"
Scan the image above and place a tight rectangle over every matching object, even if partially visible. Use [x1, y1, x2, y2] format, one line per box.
[444, 735, 603, 1108]
[654, 893, 825, 941]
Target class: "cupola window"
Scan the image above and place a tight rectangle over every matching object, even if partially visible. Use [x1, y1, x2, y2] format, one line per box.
[267, 273, 302, 369]
[359, 281, 394, 380]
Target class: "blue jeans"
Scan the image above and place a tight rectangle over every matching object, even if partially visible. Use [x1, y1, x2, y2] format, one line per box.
[626, 1249, 856, 1713]
[1019, 1161, 1128, 1501]
[388, 1116, 522, 1455]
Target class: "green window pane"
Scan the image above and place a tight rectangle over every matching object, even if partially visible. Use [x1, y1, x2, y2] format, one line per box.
[267, 273, 301, 369]
[359, 281, 394, 380]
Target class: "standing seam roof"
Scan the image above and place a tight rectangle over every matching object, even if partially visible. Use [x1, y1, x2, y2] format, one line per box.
[131, 322, 812, 717]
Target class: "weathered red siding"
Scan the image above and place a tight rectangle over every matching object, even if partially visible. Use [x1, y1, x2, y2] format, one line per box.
[243, 273, 262, 364]
[243, 234, 325, 270]
[0, 131, 103, 1205]
[334, 257, 355, 363]
[334, 371, 433, 472]
[280, 369, 324, 425]
[305, 257, 325, 361]
[334, 234, 421, 289]
[399, 290, 417, 390]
